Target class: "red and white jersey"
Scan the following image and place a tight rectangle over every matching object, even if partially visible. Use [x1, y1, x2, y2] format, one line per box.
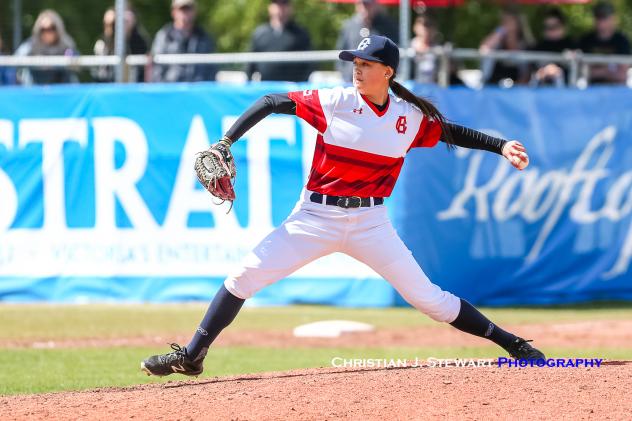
[288, 86, 442, 198]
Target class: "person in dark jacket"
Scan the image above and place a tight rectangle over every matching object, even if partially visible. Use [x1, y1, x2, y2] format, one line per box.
[93, 6, 150, 83]
[246, 0, 312, 82]
[530, 7, 576, 86]
[579, 1, 630, 85]
[479, 6, 534, 86]
[336, 0, 399, 82]
[151, 0, 217, 82]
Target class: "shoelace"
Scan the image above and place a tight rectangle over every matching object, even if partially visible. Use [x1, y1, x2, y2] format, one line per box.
[159, 343, 188, 365]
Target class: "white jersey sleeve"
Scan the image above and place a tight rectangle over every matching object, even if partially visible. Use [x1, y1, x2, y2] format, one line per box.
[287, 87, 344, 132]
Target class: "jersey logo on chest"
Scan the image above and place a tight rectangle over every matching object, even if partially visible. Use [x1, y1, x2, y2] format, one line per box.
[353, 107, 363, 114]
[396, 116, 407, 134]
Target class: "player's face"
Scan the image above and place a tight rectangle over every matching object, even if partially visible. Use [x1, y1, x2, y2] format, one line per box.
[352, 58, 391, 97]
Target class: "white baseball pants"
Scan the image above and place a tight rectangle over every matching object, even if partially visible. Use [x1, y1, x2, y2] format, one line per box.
[224, 189, 461, 323]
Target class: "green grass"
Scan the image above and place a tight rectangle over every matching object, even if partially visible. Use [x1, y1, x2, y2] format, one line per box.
[0, 303, 631, 395]
[1, 302, 632, 340]
[0, 345, 627, 396]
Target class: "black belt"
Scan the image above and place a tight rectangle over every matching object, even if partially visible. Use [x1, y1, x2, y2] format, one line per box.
[309, 192, 384, 208]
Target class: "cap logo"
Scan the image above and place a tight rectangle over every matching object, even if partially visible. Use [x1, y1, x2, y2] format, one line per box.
[357, 38, 371, 51]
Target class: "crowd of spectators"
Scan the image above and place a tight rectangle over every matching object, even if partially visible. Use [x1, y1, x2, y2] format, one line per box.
[0, 0, 630, 87]
[477, 1, 630, 87]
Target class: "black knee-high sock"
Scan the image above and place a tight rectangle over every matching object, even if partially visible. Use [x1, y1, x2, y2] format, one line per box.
[186, 285, 245, 360]
[449, 298, 516, 350]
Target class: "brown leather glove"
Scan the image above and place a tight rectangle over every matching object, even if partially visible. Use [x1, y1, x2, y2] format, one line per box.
[194, 138, 237, 207]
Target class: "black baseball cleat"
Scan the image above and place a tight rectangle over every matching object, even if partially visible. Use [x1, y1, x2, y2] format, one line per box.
[140, 343, 206, 377]
[506, 337, 546, 360]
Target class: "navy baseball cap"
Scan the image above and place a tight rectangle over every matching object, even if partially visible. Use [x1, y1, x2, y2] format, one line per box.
[339, 35, 400, 72]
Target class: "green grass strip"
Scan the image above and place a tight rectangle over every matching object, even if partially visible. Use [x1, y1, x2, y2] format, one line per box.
[0, 345, 628, 396]
[1, 303, 632, 341]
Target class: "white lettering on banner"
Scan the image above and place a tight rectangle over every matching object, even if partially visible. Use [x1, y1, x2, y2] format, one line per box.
[528, 127, 614, 262]
[93, 117, 158, 230]
[18, 119, 88, 231]
[605, 204, 632, 278]
[437, 147, 510, 221]
[0, 230, 377, 277]
[438, 126, 632, 278]
[164, 115, 240, 230]
[0, 115, 385, 280]
[0, 120, 18, 232]
[2, 115, 630, 281]
[222, 115, 296, 232]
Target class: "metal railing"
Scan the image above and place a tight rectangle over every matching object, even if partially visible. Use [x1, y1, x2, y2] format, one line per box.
[1, 47, 631, 88]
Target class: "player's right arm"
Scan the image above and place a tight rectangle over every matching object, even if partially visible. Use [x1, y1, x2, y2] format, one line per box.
[444, 124, 529, 170]
[410, 116, 528, 171]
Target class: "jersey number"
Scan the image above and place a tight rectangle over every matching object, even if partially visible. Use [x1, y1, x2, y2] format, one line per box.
[396, 116, 407, 134]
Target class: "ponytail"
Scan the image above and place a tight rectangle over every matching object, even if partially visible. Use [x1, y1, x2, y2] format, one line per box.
[389, 79, 454, 149]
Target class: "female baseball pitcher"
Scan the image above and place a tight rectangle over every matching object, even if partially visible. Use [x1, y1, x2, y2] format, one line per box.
[141, 35, 545, 377]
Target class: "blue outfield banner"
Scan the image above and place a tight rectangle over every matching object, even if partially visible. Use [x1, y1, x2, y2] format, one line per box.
[0, 83, 631, 305]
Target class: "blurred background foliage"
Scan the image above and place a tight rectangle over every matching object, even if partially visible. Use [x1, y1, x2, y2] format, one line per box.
[0, 0, 631, 54]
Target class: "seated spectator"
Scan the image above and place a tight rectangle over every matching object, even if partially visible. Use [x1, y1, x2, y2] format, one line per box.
[246, 0, 312, 82]
[0, 32, 16, 85]
[579, 1, 630, 85]
[530, 7, 576, 87]
[151, 0, 216, 82]
[93, 6, 150, 83]
[14, 9, 79, 85]
[411, 15, 439, 83]
[479, 7, 533, 86]
[411, 16, 463, 86]
[336, 0, 398, 82]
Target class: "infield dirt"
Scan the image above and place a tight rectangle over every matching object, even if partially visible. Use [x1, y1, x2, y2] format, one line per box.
[2, 361, 630, 420]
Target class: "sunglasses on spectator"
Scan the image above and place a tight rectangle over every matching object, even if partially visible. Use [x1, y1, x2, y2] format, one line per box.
[41, 25, 57, 33]
[544, 22, 562, 31]
[176, 5, 194, 12]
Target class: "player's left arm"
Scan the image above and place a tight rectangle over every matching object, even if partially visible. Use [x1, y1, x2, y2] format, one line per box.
[194, 94, 296, 206]
[442, 123, 529, 171]
[223, 93, 296, 143]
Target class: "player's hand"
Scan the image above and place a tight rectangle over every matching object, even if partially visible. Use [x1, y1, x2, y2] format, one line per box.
[535, 63, 562, 81]
[502, 140, 529, 170]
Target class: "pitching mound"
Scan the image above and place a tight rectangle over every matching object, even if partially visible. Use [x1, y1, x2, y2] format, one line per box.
[3, 361, 630, 420]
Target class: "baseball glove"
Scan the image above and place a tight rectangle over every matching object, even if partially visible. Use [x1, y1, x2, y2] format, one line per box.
[194, 139, 237, 210]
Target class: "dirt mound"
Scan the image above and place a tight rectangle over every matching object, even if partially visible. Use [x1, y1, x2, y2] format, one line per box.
[3, 362, 630, 420]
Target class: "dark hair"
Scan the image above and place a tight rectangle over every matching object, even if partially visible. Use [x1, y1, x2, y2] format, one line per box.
[102, 6, 149, 55]
[415, 14, 436, 29]
[388, 78, 454, 149]
[544, 7, 566, 25]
